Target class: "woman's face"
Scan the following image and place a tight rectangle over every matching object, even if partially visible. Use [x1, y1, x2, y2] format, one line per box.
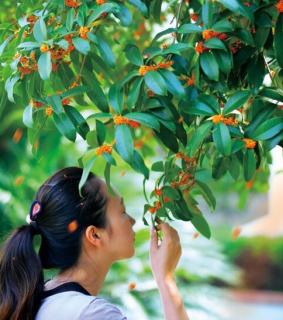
[101, 181, 136, 260]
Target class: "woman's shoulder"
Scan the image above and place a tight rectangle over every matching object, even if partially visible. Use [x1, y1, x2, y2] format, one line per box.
[82, 296, 127, 319]
[37, 291, 127, 320]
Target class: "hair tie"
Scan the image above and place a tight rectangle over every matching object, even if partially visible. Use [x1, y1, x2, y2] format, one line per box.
[29, 200, 42, 221]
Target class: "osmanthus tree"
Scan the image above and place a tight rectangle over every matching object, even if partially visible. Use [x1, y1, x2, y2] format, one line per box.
[1, 0, 283, 238]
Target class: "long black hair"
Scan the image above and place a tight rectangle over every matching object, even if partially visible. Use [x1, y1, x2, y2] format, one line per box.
[0, 167, 108, 320]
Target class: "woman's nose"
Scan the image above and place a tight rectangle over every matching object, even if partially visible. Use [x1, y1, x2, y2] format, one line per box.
[130, 215, 136, 225]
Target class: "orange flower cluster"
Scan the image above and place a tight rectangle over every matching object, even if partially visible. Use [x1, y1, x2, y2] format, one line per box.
[62, 98, 71, 105]
[179, 73, 195, 86]
[230, 40, 242, 54]
[27, 15, 38, 26]
[95, 144, 113, 156]
[45, 107, 53, 117]
[134, 139, 144, 149]
[32, 100, 44, 108]
[148, 196, 170, 214]
[202, 29, 227, 41]
[276, 0, 283, 12]
[13, 128, 23, 143]
[211, 115, 238, 126]
[171, 171, 193, 189]
[154, 188, 163, 196]
[245, 180, 254, 189]
[97, 0, 106, 4]
[113, 115, 141, 128]
[79, 26, 89, 39]
[49, 35, 75, 71]
[190, 13, 199, 22]
[64, 0, 81, 8]
[18, 53, 38, 78]
[175, 152, 197, 166]
[40, 44, 49, 53]
[243, 138, 257, 149]
[195, 41, 209, 54]
[138, 60, 174, 76]
[134, 23, 146, 40]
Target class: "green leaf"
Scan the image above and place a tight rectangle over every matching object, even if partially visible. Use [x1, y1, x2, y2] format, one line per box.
[214, 50, 232, 74]
[158, 69, 185, 98]
[228, 154, 241, 180]
[108, 83, 123, 113]
[185, 99, 215, 116]
[155, 123, 179, 153]
[259, 88, 283, 103]
[151, 161, 164, 172]
[0, 35, 13, 57]
[104, 161, 116, 196]
[33, 18, 47, 43]
[64, 106, 90, 139]
[73, 37, 90, 55]
[191, 213, 211, 239]
[82, 69, 109, 112]
[202, 0, 213, 28]
[212, 19, 234, 32]
[250, 118, 283, 140]
[224, 90, 250, 115]
[125, 44, 143, 66]
[243, 149, 256, 181]
[195, 180, 216, 211]
[5, 75, 20, 103]
[275, 14, 283, 68]
[18, 41, 40, 49]
[115, 125, 134, 163]
[38, 52, 52, 80]
[212, 156, 229, 179]
[95, 35, 115, 67]
[131, 150, 149, 179]
[53, 112, 76, 142]
[218, 0, 241, 12]
[178, 23, 203, 34]
[114, 4, 132, 26]
[23, 104, 33, 128]
[87, 3, 119, 24]
[66, 8, 75, 31]
[187, 121, 213, 157]
[124, 112, 160, 131]
[144, 71, 167, 95]
[199, 94, 220, 114]
[162, 43, 192, 55]
[162, 186, 181, 200]
[46, 95, 63, 114]
[128, 0, 148, 16]
[204, 38, 227, 51]
[127, 77, 143, 108]
[103, 153, 116, 166]
[96, 119, 106, 145]
[213, 122, 232, 156]
[79, 157, 97, 196]
[200, 52, 219, 81]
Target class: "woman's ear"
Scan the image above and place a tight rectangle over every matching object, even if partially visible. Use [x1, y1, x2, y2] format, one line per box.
[84, 225, 103, 248]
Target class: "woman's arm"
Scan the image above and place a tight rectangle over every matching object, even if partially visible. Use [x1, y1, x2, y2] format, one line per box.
[150, 223, 189, 320]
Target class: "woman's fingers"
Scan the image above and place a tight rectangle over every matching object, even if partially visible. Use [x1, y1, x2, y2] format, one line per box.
[150, 227, 158, 251]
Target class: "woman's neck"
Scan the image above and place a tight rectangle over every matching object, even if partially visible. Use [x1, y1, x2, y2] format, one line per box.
[46, 251, 113, 296]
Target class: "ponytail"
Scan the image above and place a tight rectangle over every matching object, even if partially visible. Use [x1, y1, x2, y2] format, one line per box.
[0, 225, 44, 320]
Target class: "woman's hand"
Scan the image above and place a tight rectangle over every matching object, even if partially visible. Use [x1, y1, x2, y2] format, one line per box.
[149, 222, 182, 284]
[149, 222, 189, 320]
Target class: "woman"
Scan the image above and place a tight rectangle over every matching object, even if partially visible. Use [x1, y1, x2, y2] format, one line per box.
[0, 167, 189, 320]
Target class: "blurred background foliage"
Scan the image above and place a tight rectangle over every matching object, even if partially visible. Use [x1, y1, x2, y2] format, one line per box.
[0, 1, 283, 319]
